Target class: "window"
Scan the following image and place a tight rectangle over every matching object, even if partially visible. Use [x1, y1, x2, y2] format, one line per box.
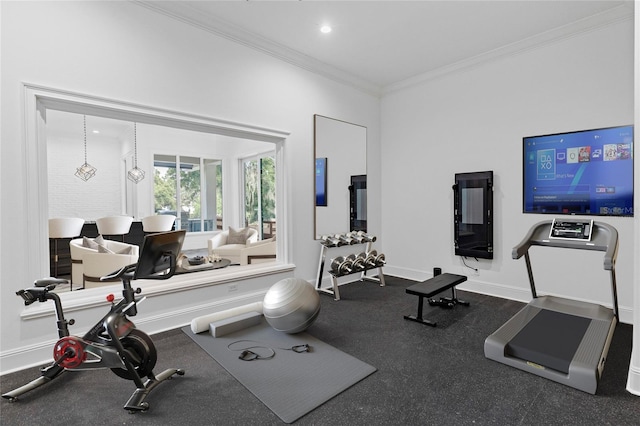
[25, 83, 290, 309]
[242, 154, 276, 239]
[154, 154, 223, 232]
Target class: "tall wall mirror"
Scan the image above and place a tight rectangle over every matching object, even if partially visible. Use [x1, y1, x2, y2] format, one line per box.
[313, 115, 367, 239]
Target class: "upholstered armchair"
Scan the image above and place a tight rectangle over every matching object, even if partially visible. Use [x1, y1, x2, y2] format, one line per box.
[70, 236, 139, 290]
[82, 251, 138, 289]
[240, 237, 277, 265]
[207, 227, 259, 265]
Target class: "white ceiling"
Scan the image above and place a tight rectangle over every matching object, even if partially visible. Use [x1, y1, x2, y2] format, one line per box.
[47, 110, 133, 141]
[48, 1, 633, 137]
[137, 0, 633, 94]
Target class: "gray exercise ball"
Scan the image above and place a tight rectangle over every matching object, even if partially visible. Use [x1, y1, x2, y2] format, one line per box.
[263, 278, 321, 334]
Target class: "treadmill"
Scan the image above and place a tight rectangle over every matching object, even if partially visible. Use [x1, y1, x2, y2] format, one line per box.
[484, 219, 618, 394]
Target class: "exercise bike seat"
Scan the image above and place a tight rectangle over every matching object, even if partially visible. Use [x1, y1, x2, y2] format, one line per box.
[34, 277, 68, 288]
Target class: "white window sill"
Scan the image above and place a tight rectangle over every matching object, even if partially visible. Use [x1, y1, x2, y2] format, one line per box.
[19, 262, 295, 320]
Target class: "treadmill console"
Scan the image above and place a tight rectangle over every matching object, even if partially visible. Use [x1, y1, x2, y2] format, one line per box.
[549, 218, 593, 241]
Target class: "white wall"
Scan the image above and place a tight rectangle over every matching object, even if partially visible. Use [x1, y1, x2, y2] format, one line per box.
[48, 134, 125, 220]
[380, 19, 635, 322]
[0, 1, 380, 373]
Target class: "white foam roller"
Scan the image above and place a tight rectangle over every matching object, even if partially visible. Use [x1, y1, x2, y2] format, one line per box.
[190, 301, 263, 334]
[209, 311, 263, 337]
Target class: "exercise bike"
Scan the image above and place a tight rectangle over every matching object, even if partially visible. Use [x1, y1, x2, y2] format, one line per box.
[2, 230, 187, 412]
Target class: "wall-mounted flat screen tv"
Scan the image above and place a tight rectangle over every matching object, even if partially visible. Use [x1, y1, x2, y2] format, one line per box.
[523, 125, 633, 216]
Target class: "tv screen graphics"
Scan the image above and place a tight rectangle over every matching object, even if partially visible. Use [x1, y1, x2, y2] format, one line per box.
[315, 157, 328, 206]
[523, 125, 633, 217]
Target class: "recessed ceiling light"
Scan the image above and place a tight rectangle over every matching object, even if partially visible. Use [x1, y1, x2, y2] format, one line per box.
[320, 25, 332, 34]
[92, 130, 100, 134]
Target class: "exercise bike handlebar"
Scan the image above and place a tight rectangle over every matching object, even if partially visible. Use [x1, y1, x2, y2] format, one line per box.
[100, 263, 138, 282]
[101, 253, 179, 284]
[98, 253, 178, 318]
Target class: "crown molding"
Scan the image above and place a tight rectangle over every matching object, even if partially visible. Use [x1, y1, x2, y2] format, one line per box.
[133, 0, 382, 97]
[383, 4, 634, 95]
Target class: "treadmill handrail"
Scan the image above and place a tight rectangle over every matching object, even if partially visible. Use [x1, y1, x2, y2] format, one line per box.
[512, 219, 619, 320]
[512, 220, 618, 271]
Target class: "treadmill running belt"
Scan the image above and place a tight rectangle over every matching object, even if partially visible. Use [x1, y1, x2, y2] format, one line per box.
[505, 309, 591, 374]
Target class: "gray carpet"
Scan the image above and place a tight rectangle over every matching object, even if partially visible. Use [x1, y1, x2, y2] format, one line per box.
[0, 276, 636, 425]
[182, 318, 376, 423]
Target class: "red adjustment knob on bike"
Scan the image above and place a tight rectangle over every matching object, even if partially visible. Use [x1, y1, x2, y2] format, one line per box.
[106, 294, 115, 303]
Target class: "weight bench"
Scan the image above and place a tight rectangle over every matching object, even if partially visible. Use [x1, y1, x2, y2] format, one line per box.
[404, 273, 469, 327]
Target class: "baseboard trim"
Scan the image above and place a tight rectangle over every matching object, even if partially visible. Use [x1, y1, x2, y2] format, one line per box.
[627, 355, 640, 396]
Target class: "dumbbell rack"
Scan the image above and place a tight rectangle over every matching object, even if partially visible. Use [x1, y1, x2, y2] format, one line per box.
[316, 234, 386, 301]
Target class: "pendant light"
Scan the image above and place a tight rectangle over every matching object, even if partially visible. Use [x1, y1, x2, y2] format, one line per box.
[127, 122, 145, 183]
[75, 115, 97, 181]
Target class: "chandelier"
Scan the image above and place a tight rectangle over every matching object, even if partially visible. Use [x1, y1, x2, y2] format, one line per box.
[127, 122, 145, 183]
[75, 115, 97, 181]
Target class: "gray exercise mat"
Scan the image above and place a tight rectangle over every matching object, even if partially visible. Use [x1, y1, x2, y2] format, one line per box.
[182, 319, 376, 423]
